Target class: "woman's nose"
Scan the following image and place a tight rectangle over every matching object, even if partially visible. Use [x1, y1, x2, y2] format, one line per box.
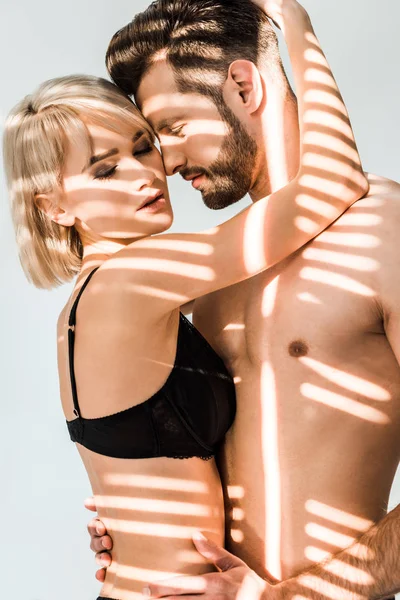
[135, 174, 156, 192]
[123, 160, 156, 191]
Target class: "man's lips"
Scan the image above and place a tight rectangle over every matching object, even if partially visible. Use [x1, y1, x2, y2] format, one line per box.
[183, 173, 201, 181]
[182, 173, 205, 189]
[191, 175, 205, 189]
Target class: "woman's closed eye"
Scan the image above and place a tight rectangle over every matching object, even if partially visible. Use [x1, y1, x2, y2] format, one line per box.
[134, 141, 154, 156]
[94, 165, 118, 180]
[92, 139, 155, 180]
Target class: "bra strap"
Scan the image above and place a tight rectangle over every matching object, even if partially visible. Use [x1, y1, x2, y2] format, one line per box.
[68, 268, 100, 418]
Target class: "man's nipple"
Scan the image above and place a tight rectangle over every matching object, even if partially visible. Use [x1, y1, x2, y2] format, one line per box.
[288, 339, 309, 358]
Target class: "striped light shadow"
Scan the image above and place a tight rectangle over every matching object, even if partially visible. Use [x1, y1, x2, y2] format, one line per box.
[297, 573, 368, 600]
[136, 238, 213, 255]
[313, 231, 380, 248]
[305, 522, 357, 548]
[226, 486, 245, 545]
[304, 500, 375, 562]
[301, 384, 389, 424]
[261, 361, 282, 580]
[300, 267, 376, 296]
[302, 248, 379, 272]
[305, 500, 374, 531]
[299, 358, 391, 401]
[227, 485, 245, 500]
[223, 323, 245, 330]
[104, 473, 209, 494]
[94, 495, 215, 517]
[334, 213, 383, 227]
[297, 292, 322, 304]
[296, 194, 342, 218]
[107, 519, 219, 539]
[304, 548, 374, 585]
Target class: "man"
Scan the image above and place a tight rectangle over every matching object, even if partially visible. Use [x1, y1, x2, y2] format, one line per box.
[87, 0, 400, 598]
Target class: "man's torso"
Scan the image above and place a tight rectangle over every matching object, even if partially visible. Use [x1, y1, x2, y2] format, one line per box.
[193, 175, 400, 580]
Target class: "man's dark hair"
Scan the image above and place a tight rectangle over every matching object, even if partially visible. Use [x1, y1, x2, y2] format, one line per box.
[106, 0, 288, 102]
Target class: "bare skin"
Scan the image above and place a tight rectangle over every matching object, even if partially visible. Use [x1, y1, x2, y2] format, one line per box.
[133, 174, 400, 600]
[83, 1, 400, 598]
[90, 175, 400, 600]
[195, 173, 400, 580]
[51, 1, 368, 593]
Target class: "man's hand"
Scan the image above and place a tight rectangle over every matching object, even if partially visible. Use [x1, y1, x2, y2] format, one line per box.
[85, 497, 113, 582]
[143, 533, 273, 599]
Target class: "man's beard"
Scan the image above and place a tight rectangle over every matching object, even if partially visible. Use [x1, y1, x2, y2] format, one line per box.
[181, 103, 258, 210]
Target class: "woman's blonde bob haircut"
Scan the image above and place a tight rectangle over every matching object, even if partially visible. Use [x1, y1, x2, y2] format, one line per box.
[3, 74, 153, 289]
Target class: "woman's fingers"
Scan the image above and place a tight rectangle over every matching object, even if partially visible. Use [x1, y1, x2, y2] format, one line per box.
[87, 516, 113, 552]
[91, 534, 113, 553]
[85, 500, 112, 581]
[88, 517, 104, 536]
[95, 551, 112, 567]
[95, 567, 107, 583]
[84, 496, 97, 512]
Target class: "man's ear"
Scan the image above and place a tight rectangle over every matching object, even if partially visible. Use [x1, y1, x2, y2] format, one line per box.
[223, 60, 265, 116]
[35, 193, 76, 227]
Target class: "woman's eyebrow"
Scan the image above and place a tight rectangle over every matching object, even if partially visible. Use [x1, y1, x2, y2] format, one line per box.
[85, 148, 119, 171]
[84, 132, 149, 172]
[133, 130, 148, 142]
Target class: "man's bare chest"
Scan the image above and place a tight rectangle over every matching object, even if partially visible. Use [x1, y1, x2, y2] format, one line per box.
[194, 242, 383, 371]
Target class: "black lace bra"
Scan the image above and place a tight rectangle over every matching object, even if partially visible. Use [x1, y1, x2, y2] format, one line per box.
[66, 268, 236, 460]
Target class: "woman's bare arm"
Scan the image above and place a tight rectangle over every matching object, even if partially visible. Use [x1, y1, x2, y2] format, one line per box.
[99, 0, 367, 315]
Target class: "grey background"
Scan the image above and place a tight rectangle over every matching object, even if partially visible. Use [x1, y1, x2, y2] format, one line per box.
[0, 1, 399, 599]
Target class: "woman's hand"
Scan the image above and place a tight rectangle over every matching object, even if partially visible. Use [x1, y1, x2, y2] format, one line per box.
[85, 497, 113, 582]
[250, 0, 303, 31]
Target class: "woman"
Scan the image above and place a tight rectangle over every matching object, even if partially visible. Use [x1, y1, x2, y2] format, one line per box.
[3, 0, 367, 598]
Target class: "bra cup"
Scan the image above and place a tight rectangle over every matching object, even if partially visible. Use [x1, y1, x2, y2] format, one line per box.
[67, 274, 236, 460]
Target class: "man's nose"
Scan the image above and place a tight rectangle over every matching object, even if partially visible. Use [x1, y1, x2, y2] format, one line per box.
[161, 144, 187, 177]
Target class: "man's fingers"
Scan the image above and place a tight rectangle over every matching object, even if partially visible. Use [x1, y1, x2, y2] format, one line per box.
[144, 574, 208, 598]
[192, 532, 244, 572]
[146, 596, 198, 599]
[84, 496, 97, 512]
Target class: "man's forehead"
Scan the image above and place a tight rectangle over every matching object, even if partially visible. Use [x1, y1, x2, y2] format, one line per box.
[136, 59, 223, 133]
[136, 60, 179, 120]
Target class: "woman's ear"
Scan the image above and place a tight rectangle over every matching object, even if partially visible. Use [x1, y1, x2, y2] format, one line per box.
[223, 59, 265, 116]
[35, 193, 76, 227]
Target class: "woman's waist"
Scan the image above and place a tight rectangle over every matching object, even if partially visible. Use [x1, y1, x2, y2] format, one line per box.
[101, 529, 222, 600]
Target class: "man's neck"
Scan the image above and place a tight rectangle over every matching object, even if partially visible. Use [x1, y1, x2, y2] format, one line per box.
[250, 91, 300, 202]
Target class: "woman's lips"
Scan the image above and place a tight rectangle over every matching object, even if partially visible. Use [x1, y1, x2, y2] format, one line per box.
[138, 194, 166, 213]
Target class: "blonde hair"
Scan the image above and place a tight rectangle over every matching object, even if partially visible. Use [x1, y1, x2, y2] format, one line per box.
[3, 74, 153, 289]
